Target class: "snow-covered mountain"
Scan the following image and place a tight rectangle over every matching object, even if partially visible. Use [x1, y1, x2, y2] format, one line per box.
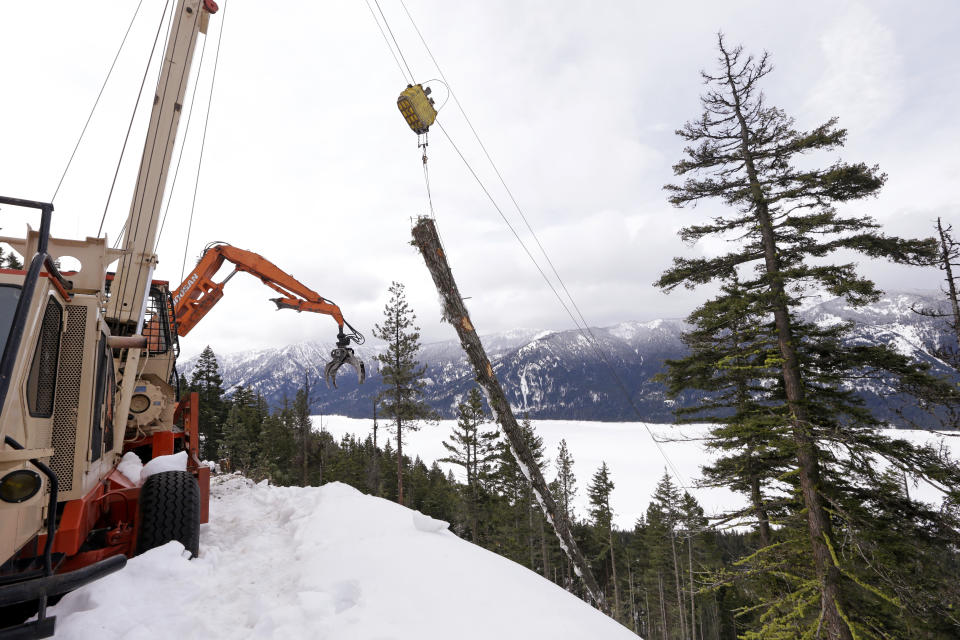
[179, 292, 958, 426]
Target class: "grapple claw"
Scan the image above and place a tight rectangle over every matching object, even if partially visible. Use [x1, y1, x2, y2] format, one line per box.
[324, 347, 366, 388]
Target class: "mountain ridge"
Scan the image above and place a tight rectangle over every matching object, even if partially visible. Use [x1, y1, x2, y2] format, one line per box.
[179, 291, 957, 426]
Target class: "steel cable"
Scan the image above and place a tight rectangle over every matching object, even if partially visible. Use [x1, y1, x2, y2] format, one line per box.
[100, 0, 174, 239]
[155, 12, 212, 253]
[52, 0, 146, 204]
[117, 1, 208, 325]
[373, 0, 690, 487]
[180, 0, 228, 282]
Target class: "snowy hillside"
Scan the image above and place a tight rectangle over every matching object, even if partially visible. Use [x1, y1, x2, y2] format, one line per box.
[180, 291, 958, 425]
[45, 476, 636, 640]
[41, 422, 956, 638]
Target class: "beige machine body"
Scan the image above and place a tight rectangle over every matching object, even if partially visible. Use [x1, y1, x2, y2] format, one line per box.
[0, 0, 212, 571]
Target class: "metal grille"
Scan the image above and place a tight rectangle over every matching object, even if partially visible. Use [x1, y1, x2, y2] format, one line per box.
[165, 291, 180, 358]
[28, 298, 62, 417]
[144, 287, 178, 356]
[50, 305, 86, 492]
[102, 279, 179, 357]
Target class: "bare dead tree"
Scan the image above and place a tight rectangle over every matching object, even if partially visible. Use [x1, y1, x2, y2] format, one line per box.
[913, 218, 960, 368]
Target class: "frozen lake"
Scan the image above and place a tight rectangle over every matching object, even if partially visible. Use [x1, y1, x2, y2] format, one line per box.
[312, 415, 957, 529]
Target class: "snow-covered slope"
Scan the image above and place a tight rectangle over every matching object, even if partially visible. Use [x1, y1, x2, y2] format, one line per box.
[47, 476, 637, 640]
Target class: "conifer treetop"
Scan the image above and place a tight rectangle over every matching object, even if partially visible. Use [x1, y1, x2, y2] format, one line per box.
[658, 33, 937, 304]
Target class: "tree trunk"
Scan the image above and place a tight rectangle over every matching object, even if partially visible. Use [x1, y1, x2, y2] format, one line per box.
[539, 514, 550, 579]
[514, 497, 521, 556]
[412, 217, 605, 609]
[644, 586, 651, 640]
[469, 436, 478, 543]
[721, 43, 852, 640]
[317, 413, 324, 486]
[301, 377, 310, 487]
[658, 570, 668, 640]
[738, 377, 771, 547]
[396, 417, 404, 504]
[528, 498, 535, 569]
[938, 217, 960, 343]
[688, 535, 696, 640]
[371, 398, 381, 496]
[750, 472, 771, 547]
[395, 313, 404, 504]
[301, 427, 308, 488]
[609, 525, 621, 622]
[671, 531, 687, 640]
[713, 593, 721, 640]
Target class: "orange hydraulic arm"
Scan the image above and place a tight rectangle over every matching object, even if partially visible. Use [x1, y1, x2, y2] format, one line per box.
[172, 243, 347, 336]
[170, 242, 365, 385]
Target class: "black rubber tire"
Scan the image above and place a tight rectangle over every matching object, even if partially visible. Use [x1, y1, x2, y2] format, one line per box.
[136, 470, 200, 558]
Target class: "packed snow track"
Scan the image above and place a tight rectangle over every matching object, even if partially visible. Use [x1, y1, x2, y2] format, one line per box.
[45, 475, 637, 639]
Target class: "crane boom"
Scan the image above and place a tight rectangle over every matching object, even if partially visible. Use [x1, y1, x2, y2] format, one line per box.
[171, 243, 365, 385]
[106, 0, 216, 331]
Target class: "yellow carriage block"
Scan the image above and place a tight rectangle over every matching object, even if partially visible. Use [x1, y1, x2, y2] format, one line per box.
[398, 84, 437, 135]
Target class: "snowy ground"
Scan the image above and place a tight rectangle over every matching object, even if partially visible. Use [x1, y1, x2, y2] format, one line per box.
[314, 416, 958, 529]
[42, 421, 955, 638]
[47, 476, 637, 640]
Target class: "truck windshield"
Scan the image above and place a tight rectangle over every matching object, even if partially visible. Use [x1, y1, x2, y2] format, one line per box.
[0, 285, 22, 359]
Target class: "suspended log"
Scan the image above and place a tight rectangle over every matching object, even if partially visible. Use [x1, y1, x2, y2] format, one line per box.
[411, 216, 605, 608]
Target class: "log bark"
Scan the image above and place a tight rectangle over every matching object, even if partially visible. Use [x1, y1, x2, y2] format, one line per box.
[412, 217, 605, 608]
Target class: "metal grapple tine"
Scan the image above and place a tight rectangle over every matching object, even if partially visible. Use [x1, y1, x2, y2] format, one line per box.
[324, 347, 365, 388]
[349, 354, 366, 385]
[324, 358, 342, 389]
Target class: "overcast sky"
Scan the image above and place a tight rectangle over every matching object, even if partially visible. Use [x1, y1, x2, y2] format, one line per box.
[1, 0, 958, 360]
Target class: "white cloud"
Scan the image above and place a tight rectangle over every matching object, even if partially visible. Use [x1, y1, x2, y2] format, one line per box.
[806, 3, 904, 130]
[1, 0, 956, 362]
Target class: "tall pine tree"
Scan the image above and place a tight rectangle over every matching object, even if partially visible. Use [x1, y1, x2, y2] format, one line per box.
[293, 376, 315, 487]
[492, 416, 551, 573]
[221, 386, 267, 473]
[553, 439, 578, 526]
[189, 346, 228, 460]
[588, 462, 621, 620]
[658, 35, 960, 639]
[373, 281, 435, 504]
[1, 245, 24, 269]
[440, 387, 497, 542]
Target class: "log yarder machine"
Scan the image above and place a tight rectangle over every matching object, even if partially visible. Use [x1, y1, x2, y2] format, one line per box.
[0, 1, 361, 636]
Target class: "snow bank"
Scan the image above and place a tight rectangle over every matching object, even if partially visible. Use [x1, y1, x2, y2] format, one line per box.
[48, 475, 637, 640]
[411, 511, 449, 533]
[140, 450, 188, 481]
[116, 451, 144, 484]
